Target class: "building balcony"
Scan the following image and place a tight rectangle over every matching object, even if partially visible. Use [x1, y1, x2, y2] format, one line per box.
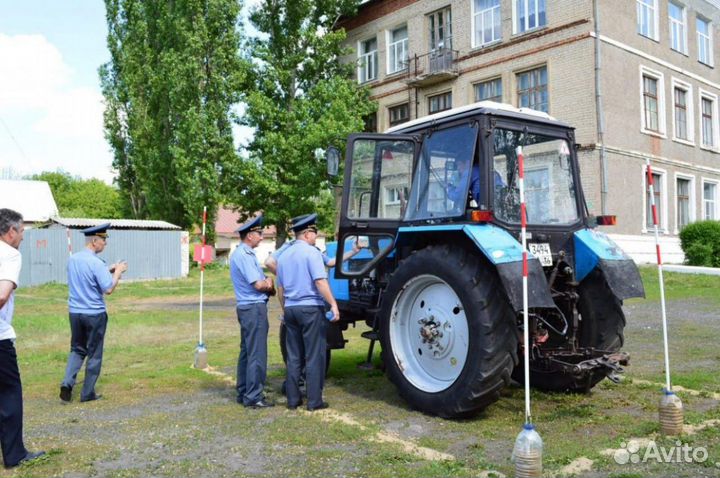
[404, 49, 459, 87]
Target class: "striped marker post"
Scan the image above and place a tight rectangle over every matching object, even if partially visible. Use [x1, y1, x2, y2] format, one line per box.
[646, 159, 684, 434]
[66, 228, 72, 257]
[194, 206, 209, 369]
[512, 146, 543, 478]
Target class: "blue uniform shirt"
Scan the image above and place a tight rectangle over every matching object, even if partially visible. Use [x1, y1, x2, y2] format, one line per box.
[277, 241, 327, 307]
[230, 243, 268, 305]
[271, 240, 331, 265]
[68, 249, 114, 314]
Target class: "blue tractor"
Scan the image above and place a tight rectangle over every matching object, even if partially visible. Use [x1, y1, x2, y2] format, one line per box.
[322, 102, 644, 418]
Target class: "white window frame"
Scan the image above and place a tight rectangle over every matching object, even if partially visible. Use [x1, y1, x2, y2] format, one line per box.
[670, 78, 694, 145]
[357, 37, 378, 83]
[639, 66, 666, 137]
[698, 89, 720, 151]
[668, 1, 688, 55]
[472, 0, 502, 48]
[701, 178, 719, 220]
[386, 25, 408, 75]
[673, 173, 695, 233]
[697, 16, 713, 67]
[512, 0, 547, 35]
[643, 164, 668, 233]
[474, 77, 503, 102]
[637, 0, 659, 41]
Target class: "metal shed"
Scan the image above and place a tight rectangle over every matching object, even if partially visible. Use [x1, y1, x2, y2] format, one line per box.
[18, 218, 190, 287]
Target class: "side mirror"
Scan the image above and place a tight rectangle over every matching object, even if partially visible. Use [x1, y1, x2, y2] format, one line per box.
[326, 146, 341, 177]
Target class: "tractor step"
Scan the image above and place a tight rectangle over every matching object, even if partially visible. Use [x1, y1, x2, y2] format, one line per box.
[361, 330, 379, 341]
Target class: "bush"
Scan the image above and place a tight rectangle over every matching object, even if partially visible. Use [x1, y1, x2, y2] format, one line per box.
[679, 220, 720, 267]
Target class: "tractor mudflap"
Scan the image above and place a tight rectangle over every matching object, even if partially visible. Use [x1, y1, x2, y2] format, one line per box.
[533, 348, 630, 392]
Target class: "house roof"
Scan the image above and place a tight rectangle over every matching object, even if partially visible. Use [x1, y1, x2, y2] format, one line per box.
[51, 217, 181, 230]
[0, 180, 59, 222]
[215, 207, 277, 238]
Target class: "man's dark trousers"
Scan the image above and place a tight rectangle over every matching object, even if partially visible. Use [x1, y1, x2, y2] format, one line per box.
[61, 312, 108, 401]
[236, 302, 269, 405]
[0, 339, 28, 467]
[283, 306, 328, 409]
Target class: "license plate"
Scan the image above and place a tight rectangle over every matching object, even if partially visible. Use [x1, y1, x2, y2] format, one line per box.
[529, 243, 553, 267]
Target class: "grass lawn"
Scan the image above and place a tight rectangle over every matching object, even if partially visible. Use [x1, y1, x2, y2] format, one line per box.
[2, 266, 719, 477]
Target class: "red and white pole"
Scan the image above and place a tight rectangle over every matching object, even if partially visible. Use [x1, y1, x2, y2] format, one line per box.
[199, 206, 207, 347]
[66, 228, 73, 257]
[517, 146, 532, 425]
[646, 159, 683, 435]
[645, 159, 672, 391]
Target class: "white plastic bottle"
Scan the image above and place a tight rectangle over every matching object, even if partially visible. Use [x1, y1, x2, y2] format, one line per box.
[512, 423, 543, 478]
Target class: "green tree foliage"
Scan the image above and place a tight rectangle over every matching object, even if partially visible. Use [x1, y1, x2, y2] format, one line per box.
[679, 220, 720, 267]
[231, 0, 375, 245]
[31, 171, 123, 219]
[100, 0, 245, 236]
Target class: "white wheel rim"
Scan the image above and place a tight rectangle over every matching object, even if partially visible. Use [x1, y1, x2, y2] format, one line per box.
[389, 274, 470, 393]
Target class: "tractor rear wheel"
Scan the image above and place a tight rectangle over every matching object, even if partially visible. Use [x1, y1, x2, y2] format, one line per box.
[379, 244, 517, 418]
[515, 267, 626, 392]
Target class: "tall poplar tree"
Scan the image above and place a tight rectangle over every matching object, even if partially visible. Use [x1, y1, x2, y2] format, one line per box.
[232, 0, 375, 244]
[100, 0, 245, 234]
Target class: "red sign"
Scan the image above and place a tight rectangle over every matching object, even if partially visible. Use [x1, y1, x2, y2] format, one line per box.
[193, 245, 214, 264]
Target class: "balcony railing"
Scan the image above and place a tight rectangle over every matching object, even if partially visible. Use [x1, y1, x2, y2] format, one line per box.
[404, 48, 459, 87]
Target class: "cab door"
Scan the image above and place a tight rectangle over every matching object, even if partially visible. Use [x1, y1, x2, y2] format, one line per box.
[335, 134, 418, 279]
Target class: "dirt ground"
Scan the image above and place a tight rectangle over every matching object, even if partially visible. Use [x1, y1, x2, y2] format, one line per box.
[9, 293, 720, 478]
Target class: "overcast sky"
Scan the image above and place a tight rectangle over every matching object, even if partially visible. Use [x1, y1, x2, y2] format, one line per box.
[0, 0, 257, 184]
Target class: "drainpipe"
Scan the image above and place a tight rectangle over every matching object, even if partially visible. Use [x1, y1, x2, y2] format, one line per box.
[594, 0, 608, 215]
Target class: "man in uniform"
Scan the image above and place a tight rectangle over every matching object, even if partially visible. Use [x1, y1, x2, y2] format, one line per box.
[276, 213, 339, 411]
[60, 223, 127, 403]
[0, 209, 45, 468]
[230, 215, 275, 408]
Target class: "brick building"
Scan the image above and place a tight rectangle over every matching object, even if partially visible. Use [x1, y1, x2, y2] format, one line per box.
[339, 0, 720, 262]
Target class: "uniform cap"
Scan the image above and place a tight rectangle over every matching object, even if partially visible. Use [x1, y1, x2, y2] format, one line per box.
[236, 215, 264, 235]
[81, 223, 111, 237]
[291, 213, 318, 234]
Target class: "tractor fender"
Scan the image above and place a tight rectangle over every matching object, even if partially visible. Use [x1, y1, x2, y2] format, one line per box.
[396, 224, 555, 312]
[573, 229, 645, 301]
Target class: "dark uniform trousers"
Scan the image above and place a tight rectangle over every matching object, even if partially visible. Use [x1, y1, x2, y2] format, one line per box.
[283, 306, 328, 409]
[61, 312, 108, 401]
[236, 302, 269, 405]
[0, 339, 28, 467]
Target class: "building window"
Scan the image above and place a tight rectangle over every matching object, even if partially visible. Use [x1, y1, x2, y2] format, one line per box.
[388, 25, 408, 74]
[646, 171, 664, 229]
[363, 113, 377, 133]
[637, 0, 658, 40]
[676, 177, 691, 230]
[358, 38, 377, 83]
[697, 17, 713, 66]
[385, 187, 402, 205]
[428, 92, 452, 114]
[643, 75, 660, 133]
[517, 66, 548, 112]
[473, 0, 501, 47]
[673, 87, 688, 140]
[701, 94, 716, 148]
[703, 181, 717, 220]
[475, 78, 503, 102]
[668, 2, 687, 54]
[389, 103, 409, 127]
[429, 7, 453, 51]
[515, 0, 546, 34]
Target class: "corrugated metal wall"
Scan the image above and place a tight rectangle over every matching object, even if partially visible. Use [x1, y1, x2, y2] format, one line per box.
[18, 228, 184, 287]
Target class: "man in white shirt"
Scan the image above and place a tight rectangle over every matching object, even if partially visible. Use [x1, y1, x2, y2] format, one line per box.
[0, 209, 45, 468]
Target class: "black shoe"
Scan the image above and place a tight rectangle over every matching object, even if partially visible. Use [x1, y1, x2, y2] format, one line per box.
[245, 398, 275, 409]
[307, 401, 329, 411]
[80, 394, 102, 403]
[5, 450, 46, 468]
[286, 400, 303, 410]
[59, 385, 72, 402]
